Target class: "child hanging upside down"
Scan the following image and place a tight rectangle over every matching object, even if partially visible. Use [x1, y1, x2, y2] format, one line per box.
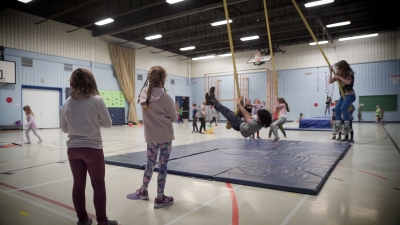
[205, 87, 272, 138]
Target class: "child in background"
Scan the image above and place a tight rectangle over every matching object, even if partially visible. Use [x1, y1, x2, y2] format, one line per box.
[176, 107, 184, 124]
[268, 107, 287, 138]
[191, 103, 198, 133]
[357, 104, 362, 122]
[251, 98, 265, 139]
[331, 100, 338, 140]
[209, 105, 218, 126]
[135, 66, 177, 208]
[270, 98, 290, 143]
[22, 105, 43, 144]
[343, 104, 355, 142]
[198, 102, 207, 133]
[205, 87, 272, 138]
[61, 68, 117, 225]
[375, 105, 382, 123]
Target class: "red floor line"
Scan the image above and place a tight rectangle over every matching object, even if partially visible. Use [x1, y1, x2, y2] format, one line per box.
[226, 183, 239, 225]
[0, 181, 96, 218]
[357, 170, 389, 180]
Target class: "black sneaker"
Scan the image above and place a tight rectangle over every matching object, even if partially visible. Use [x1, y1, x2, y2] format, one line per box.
[336, 137, 341, 141]
[205, 93, 212, 105]
[349, 139, 354, 143]
[331, 136, 336, 140]
[284, 133, 287, 138]
[209, 86, 215, 97]
[341, 138, 349, 142]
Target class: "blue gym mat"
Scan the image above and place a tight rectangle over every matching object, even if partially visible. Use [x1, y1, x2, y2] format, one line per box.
[300, 117, 332, 129]
[105, 138, 349, 195]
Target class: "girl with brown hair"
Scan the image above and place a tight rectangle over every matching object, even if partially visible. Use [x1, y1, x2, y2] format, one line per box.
[22, 105, 43, 144]
[270, 97, 290, 143]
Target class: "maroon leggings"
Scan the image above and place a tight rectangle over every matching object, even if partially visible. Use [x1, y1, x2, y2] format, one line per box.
[68, 147, 107, 222]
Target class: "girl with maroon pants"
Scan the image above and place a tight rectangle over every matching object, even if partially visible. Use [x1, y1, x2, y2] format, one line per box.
[62, 68, 117, 225]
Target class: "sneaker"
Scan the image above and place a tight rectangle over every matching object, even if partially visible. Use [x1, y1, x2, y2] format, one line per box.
[38, 140, 43, 143]
[209, 86, 215, 97]
[341, 137, 349, 142]
[77, 217, 93, 225]
[205, 93, 213, 106]
[341, 126, 352, 136]
[135, 189, 149, 200]
[333, 126, 343, 135]
[191, 131, 195, 133]
[257, 136, 261, 139]
[336, 137, 342, 141]
[154, 195, 174, 208]
[331, 136, 336, 140]
[283, 133, 287, 138]
[99, 220, 118, 225]
[24, 142, 31, 144]
[273, 138, 280, 144]
[268, 135, 271, 138]
[349, 139, 354, 143]
[226, 122, 232, 129]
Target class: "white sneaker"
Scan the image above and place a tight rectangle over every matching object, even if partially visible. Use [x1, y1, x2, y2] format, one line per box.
[38, 140, 43, 144]
[24, 142, 31, 144]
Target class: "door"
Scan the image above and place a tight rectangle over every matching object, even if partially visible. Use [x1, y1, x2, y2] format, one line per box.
[175, 96, 190, 119]
[22, 87, 61, 129]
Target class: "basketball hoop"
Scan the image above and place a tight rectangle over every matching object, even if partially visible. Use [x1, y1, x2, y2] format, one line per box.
[389, 75, 400, 85]
[254, 50, 262, 63]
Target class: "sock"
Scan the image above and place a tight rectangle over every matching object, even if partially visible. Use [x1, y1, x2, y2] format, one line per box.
[157, 193, 164, 199]
[141, 185, 147, 191]
[344, 121, 350, 127]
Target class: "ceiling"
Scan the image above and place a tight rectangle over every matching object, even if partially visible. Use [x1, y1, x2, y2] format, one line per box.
[2, 0, 398, 59]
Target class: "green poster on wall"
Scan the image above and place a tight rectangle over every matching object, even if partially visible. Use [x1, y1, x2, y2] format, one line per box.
[99, 90, 126, 108]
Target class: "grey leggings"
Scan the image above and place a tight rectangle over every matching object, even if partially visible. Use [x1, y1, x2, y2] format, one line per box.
[271, 117, 287, 139]
[25, 128, 42, 142]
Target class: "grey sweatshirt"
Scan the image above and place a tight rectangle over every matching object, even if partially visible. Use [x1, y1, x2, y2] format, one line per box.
[61, 95, 112, 149]
[139, 87, 177, 143]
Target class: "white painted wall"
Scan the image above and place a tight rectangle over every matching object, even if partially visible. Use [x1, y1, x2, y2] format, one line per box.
[0, 9, 189, 78]
[190, 31, 399, 78]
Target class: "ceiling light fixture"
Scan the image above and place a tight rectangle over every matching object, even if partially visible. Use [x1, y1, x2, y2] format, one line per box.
[219, 53, 232, 57]
[339, 33, 378, 41]
[309, 41, 329, 45]
[166, 0, 185, 4]
[18, 0, 33, 3]
[326, 21, 351, 28]
[305, 0, 334, 8]
[145, 34, 162, 40]
[180, 46, 195, 51]
[192, 55, 215, 61]
[211, 19, 232, 26]
[95, 18, 114, 26]
[240, 36, 259, 41]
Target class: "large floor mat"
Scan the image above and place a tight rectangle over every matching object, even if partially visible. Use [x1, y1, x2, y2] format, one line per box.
[105, 138, 349, 195]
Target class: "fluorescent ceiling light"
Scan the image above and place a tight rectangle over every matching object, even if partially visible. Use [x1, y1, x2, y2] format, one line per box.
[145, 34, 162, 40]
[18, 0, 33, 3]
[309, 41, 329, 45]
[95, 18, 114, 26]
[180, 46, 195, 51]
[211, 20, 233, 26]
[192, 55, 215, 61]
[219, 53, 232, 57]
[339, 33, 378, 41]
[166, 0, 185, 4]
[240, 36, 259, 41]
[327, 21, 351, 28]
[305, 0, 334, 8]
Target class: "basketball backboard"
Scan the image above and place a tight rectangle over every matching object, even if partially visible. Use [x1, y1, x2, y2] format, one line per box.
[247, 55, 271, 66]
[0, 60, 16, 84]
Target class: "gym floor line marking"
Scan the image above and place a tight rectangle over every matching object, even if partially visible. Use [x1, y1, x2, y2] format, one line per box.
[226, 183, 239, 225]
[0, 155, 68, 166]
[0, 187, 77, 222]
[357, 169, 389, 180]
[164, 185, 242, 225]
[0, 160, 69, 175]
[0, 181, 96, 219]
[5, 167, 122, 193]
[280, 195, 308, 225]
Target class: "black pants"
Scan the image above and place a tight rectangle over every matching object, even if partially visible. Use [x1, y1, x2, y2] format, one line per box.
[199, 118, 206, 132]
[192, 118, 198, 131]
[210, 117, 217, 125]
[213, 99, 242, 131]
[325, 104, 330, 115]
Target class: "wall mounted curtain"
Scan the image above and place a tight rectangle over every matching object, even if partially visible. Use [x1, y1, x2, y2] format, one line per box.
[109, 44, 138, 124]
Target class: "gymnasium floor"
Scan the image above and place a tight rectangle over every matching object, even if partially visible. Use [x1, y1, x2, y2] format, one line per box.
[0, 121, 399, 225]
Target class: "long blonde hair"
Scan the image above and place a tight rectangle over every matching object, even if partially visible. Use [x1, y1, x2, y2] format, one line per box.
[137, 66, 167, 110]
[23, 105, 34, 116]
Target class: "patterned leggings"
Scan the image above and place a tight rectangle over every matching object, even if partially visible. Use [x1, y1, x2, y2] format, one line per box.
[142, 142, 172, 194]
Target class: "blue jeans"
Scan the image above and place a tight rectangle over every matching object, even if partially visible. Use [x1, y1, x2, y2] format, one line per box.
[335, 94, 356, 121]
[213, 99, 242, 131]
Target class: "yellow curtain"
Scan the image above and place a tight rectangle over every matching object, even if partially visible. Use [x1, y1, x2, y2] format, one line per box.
[109, 44, 138, 124]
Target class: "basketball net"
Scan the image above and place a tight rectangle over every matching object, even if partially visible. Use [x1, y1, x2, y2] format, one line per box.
[389, 75, 400, 85]
[254, 50, 262, 63]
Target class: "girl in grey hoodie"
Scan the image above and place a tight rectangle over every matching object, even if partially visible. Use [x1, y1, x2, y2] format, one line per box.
[134, 66, 177, 208]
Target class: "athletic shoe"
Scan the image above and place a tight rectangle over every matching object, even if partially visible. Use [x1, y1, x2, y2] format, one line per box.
[283, 133, 287, 138]
[77, 217, 93, 225]
[273, 138, 280, 144]
[341, 137, 349, 142]
[209, 86, 215, 97]
[226, 122, 232, 129]
[38, 140, 43, 143]
[24, 142, 31, 144]
[349, 139, 354, 143]
[333, 126, 344, 135]
[341, 126, 352, 136]
[154, 195, 174, 208]
[102, 220, 118, 225]
[135, 189, 149, 200]
[336, 137, 342, 141]
[257, 136, 261, 139]
[331, 136, 336, 140]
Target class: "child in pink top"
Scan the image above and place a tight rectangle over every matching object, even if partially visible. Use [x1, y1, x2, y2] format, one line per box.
[23, 105, 42, 144]
[271, 98, 290, 143]
[134, 66, 177, 209]
[251, 98, 265, 138]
